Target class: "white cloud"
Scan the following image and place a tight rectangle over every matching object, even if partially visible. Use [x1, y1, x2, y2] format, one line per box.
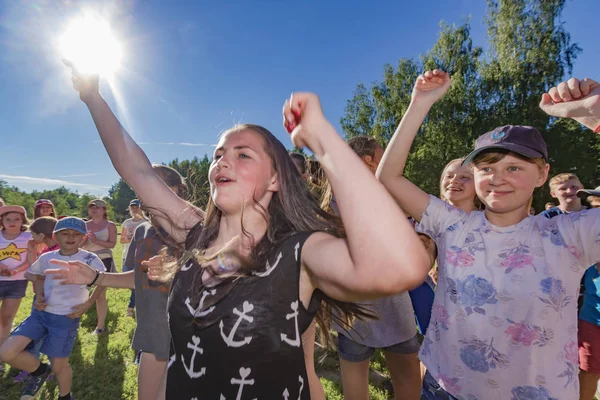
[58, 173, 103, 178]
[0, 174, 109, 192]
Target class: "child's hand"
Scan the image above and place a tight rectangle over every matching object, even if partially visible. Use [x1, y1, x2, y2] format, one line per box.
[0, 264, 12, 277]
[540, 78, 600, 119]
[142, 255, 171, 282]
[87, 231, 97, 243]
[64, 59, 100, 104]
[67, 303, 89, 319]
[282, 92, 333, 152]
[411, 70, 451, 105]
[33, 296, 47, 311]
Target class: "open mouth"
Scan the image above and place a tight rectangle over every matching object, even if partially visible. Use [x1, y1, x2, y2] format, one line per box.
[215, 175, 235, 185]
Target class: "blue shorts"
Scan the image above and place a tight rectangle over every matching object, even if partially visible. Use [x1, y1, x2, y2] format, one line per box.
[338, 332, 420, 362]
[0, 280, 28, 299]
[11, 309, 80, 359]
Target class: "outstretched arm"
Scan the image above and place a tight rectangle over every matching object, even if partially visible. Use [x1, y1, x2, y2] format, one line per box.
[282, 93, 431, 302]
[376, 70, 452, 222]
[67, 64, 204, 243]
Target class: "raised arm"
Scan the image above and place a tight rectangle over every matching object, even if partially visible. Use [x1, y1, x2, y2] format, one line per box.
[376, 70, 451, 222]
[282, 93, 431, 302]
[540, 77, 600, 132]
[67, 64, 204, 243]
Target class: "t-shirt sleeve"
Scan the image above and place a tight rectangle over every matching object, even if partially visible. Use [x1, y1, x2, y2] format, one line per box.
[415, 195, 467, 240]
[28, 253, 47, 275]
[558, 209, 600, 268]
[84, 252, 107, 272]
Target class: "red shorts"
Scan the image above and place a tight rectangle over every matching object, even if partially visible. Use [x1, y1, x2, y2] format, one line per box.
[579, 319, 600, 373]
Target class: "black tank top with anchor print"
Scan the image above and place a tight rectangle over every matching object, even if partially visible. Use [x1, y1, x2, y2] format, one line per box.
[166, 231, 322, 399]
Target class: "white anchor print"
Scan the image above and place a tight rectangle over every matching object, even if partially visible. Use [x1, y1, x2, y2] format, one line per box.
[181, 335, 206, 378]
[219, 301, 254, 347]
[181, 261, 193, 271]
[252, 252, 282, 277]
[168, 353, 176, 369]
[294, 242, 300, 261]
[184, 289, 216, 317]
[283, 376, 305, 400]
[220, 367, 256, 400]
[280, 301, 301, 347]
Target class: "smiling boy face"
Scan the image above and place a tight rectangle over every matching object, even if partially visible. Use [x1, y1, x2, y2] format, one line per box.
[54, 229, 85, 253]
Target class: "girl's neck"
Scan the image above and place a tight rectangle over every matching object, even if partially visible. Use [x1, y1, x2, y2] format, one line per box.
[90, 217, 105, 224]
[484, 206, 529, 228]
[1, 230, 21, 240]
[212, 212, 268, 254]
[131, 215, 144, 221]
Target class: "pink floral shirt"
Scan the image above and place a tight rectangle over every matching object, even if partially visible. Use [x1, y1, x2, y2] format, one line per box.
[416, 195, 600, 400]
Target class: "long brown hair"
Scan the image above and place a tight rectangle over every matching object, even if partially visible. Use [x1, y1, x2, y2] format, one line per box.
[164, 124, 371, 342]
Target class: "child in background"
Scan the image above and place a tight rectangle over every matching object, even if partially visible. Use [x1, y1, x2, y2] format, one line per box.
[0, 205, 32, 369]
[578, 186, 600, 209]
[540, 173, 586, 218]
[120, 199, 146, 317]
[0, 217, 106, 400]
[33, 200, 56, 219]
[377, 70, 600, 399]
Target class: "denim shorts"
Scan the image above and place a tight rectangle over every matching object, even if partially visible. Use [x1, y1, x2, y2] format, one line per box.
[421, 371, 459, 400]
[12, 309, 80, 359]
[338, 332, 420, 362]
[0, 280, 28, 299]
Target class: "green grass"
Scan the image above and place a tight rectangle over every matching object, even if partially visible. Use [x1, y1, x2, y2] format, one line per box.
[0, 242, 393, 399]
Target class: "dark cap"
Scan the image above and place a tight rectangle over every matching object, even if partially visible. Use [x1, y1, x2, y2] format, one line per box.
[462, 125, 548, 166]
[577, 186, 600, 199]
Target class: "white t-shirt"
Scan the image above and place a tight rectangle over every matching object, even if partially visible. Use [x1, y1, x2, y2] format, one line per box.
[28, 249, 106, 315]
[416, 195, 600, 400]
[0, 231, 32, 281]
[121, 218, 146, 261]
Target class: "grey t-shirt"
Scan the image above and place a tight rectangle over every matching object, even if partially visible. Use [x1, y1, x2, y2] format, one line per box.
[125, 222, 171, 360]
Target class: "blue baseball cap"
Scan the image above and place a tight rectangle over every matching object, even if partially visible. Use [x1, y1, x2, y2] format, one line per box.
[129, 199, 141, 207]
[53, 217, 87, 235]
[462, 125, 548, 166]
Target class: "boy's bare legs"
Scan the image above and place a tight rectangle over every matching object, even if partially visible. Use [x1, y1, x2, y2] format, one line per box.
[51, 357, 72, 397]
[0, 335, 38, 371]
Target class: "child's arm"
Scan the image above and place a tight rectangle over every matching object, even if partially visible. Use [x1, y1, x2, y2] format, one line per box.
[281, 93, 431, 301]
[540, 78, 600, 131]
[66, 65, 204, 243]
[120, 225, 130, 244]
[376, 70, 451, 222]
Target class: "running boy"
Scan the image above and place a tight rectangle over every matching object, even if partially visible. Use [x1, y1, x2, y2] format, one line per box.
[0, 217, 106, 400]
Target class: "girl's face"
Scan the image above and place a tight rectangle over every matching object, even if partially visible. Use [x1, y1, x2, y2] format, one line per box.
[38, 205, 54, 217]
[1, 212, 23, 233]
[129, 205, 141, 217]
[209, 129, 278, 214]
[474, 154, 548, 214]
[88, 205, 105, 219]
[441, 160, 476, 205]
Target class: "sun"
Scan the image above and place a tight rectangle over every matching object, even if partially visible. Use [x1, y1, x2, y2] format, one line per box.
[60, 14, 123, 76]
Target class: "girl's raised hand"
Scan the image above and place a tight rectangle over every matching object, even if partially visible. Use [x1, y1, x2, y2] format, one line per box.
[282, 92, 333, 153]
[63, 59, 100, 104]
[412, 70, 451, 105]
[540, 78, 600, 120]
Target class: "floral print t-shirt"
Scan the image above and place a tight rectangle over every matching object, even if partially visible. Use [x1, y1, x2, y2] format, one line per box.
[416, 195, 600, 400]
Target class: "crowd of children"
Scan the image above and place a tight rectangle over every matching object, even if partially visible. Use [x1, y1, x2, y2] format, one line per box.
[0, 66, 598, 400]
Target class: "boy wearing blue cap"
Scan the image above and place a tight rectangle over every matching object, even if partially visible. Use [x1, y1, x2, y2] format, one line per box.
[0, 217, 106, 400]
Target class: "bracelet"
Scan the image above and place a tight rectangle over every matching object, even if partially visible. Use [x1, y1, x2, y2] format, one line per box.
[594, 124, 600, 134]
[87, 270, 100, 288]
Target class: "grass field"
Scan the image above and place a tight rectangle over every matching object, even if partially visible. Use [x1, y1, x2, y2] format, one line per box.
[0, 241, 393, 399]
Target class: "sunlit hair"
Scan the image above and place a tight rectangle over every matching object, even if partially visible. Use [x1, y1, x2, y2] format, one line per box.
[473, 150, 547, 210]
[346, 135, 380, 158]
[548, 173, 581, 190]
[30, 217, 58, 237]
[34, 203, 56, 219]
[0, 210, 29, 232]
[159, 124, 370, 342]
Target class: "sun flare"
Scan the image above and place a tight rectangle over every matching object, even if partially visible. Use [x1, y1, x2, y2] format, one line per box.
[60, 15, 122, 75]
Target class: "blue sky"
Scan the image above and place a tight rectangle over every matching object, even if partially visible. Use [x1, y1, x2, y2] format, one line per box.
[1, 0, 598, 196]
